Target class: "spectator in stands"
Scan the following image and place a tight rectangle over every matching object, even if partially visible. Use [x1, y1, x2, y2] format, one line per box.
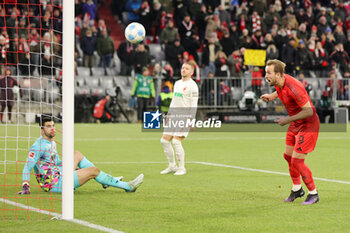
[220, 29, 236, 57]
[281, 10, 299, 30]
[18, 35, 30, 76]
[313, 41, 330, 77]
[124, 0, 142, 23]
[227, 50, 243, 78]
[188, 0, 201, 21]
[18, 18, 28, 40]
[316, 90, 334, 123]
[249, 11, 262, 33]
[165, 39, 184, 76]
[333, 25, 346, 45]
[97, 19, 111, 37]
[139, 1, 152, 35]
[344, 34, 350, 58]
[117, 40, 134, 76]
[329, 43, 350, 75]
[296, 39, 313, 76]
[320, 32, 334, 55]
[131, 67, 155, 123]
[41, 11, 52, 36]
[160, 20, 179, 45]
[239, 28, 253, 49]
[281, 38, 297, 75]
[173, 0, 189, 27]
[266, 42, 279, 61]
[53, 7, 63, 33]
[93, 94, 116, 123]
[156, 85, 172, 114]
[0, 69, 22, 123]
[178, 14, 196, 46]
[264, 4, 281, 30]
[205, 13, 220, 42]
[316, 16, 328, 37]
[214, 51, 228, 77]
[97, 29, 114, 71]
[326, 70, 344, 100]
[201, 34, 222, 77]
[251, 29, 264, 49]
[29, 7, 39, 28]
[0, 35, 6, 75]
[251, 66, 263, 97]
[195, 4, 208, 43]
[81, 28, 97, 72]
[82, 0, 97, 25]
[203, 0, 220, 15]
[217, 5, 230, 26]
[6, 10, 17, 39]
[201, 71, 215, 106]
[182, 33, 201, 63]
[297, 23, 309, 42]
[130, 43, 152, 74]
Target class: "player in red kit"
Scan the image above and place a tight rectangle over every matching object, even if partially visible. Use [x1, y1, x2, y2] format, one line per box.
[261, 59, 320, 205]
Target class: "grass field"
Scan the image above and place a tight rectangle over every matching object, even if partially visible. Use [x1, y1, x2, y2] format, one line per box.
[1, 123, 350, 233]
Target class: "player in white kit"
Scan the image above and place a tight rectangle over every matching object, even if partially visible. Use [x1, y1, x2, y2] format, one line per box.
[160, 61, 199, 175]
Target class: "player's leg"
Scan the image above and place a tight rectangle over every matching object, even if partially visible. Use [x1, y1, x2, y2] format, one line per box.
[76, 167, 143, 192]
[0, 103, 5, 122]
[284, 131, 305, 202]
[74, 150, 124, 188]
[160, 134, 177, 174]
[172, 136, 186, 175]
[292, 130, 319, 205]
[7, 102, 13, 122]
[291, 152, 319, 205]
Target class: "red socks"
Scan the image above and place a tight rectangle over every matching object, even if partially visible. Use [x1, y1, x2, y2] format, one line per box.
[291, 157, 316, 191]
[283, 153, 301, 185]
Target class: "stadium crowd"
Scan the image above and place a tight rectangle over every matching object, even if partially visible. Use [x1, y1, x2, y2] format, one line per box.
[73, 0, 350, 101]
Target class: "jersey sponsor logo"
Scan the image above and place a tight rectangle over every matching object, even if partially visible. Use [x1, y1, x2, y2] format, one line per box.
[174, 92, 183, 97]
[29, 152, 35, 159]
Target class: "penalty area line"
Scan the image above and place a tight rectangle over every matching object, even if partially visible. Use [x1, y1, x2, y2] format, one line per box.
[193, 161, 350, 185]
[0, 198, 124, 233]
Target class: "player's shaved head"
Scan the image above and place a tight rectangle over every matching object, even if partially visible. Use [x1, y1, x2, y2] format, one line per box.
[266, 59, 286, 76]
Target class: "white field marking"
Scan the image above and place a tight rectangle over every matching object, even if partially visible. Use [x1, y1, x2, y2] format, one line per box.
[75, 136, 350, 142]
[192, 161, 350, 185]
[0, 198, 124, 233]
[95, 161, 350, 185]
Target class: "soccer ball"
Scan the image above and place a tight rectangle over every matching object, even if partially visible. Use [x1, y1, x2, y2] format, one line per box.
[124, 22, 146, 43]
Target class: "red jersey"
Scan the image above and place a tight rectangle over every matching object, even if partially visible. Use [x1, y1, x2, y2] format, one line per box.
[275, 74, 317, 125]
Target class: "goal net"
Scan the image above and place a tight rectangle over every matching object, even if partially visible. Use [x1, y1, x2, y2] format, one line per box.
[0, 0, 74, 220]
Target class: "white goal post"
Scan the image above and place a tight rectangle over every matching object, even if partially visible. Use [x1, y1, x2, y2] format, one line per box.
[62, 0, 75, 220]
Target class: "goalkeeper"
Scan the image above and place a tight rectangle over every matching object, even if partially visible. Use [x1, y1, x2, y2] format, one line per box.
[17, 115, 144, 194]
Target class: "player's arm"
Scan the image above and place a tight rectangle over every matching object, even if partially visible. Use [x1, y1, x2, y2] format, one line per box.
[275, 101, 313, 126]
[17, 150, 40, 195]
[260, 91, 278, 102]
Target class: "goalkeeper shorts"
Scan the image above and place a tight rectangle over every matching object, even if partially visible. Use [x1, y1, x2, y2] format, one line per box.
[50, 170, 80, 193]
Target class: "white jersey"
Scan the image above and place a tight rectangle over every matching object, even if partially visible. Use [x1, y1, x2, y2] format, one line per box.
[164, 78, 198, 137]
[169, 78, 198, 110]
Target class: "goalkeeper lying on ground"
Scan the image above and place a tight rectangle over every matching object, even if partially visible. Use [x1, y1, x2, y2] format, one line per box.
[17, 115, 144, 194]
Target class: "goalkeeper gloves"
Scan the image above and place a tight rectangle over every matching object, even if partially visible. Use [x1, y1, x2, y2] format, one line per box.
[17, 182, 31, 195]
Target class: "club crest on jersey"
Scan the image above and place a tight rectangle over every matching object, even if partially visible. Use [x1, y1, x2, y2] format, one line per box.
[29, 152, 35, 159]
[183, 87, 187, 92]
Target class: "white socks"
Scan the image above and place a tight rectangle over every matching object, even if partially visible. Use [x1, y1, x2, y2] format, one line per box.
[172, 138, 185, 169]
[309, 189, 317, 195]
[292, 184, 302, 192]
[160, 138, 176, 167]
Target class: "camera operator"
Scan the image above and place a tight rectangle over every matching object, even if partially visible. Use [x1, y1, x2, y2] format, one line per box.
[93, 94, 116, 123]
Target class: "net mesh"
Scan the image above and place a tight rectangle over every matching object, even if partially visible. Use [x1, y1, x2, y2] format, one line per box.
[0, 0, 63, 219]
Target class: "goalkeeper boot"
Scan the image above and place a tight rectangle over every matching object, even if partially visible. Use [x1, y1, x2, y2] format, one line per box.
[102, 176, 123, 189]
[284, 188, 305, 202]
[301, 193, 319, 205]
[127, 174, 144, 192]
[160, 165, 178, 174]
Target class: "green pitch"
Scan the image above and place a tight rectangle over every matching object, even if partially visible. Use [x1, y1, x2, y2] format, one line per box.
[1, 124, 350, 233]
